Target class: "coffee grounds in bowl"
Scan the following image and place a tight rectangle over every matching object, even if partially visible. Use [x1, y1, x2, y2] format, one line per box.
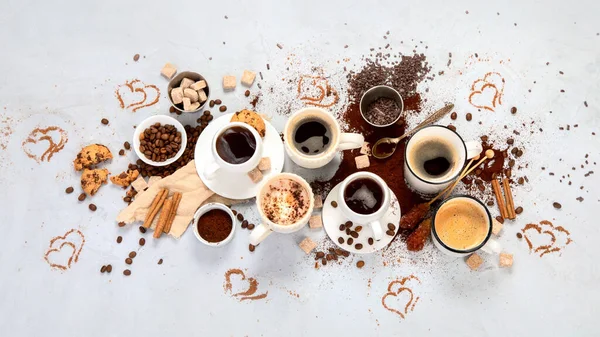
[364, 97, 401, 125]
[197, 209, 233, 243]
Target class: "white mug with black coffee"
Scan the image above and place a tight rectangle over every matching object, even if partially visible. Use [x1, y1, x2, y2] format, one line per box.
[404, 125, 483, 195]
[203, 122, 263, 179]
[284, 107, 364, 169]
[249, 173, 314, 245]
[337, 172, 390, 241]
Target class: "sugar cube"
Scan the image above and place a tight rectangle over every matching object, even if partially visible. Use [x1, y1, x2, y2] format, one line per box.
[130, 176, 148, 192]
[499, 253, 513, 267]
[180, 78, 194, 89]
[170, 87, 184, 105]
[492, 218, 503, 235]
[161, 63, 177, 79]
[299, 237, 317, 254]
[355, 154, 370, 169]
[198, 90, 208, 103]
[190, 80, 207, 91]
[360, 142, 371, 156]
[466, 253, 483, 270]
[241, 70, 256, 87]
[258, 157, 271, 171]
[223, 75, 236, 90]
[183, 88, 199, 103]
[308, 215, 323, 229]
[182, 97, 192, 111]
[247, 167, 263, 183]
[313, 195, 323, 209]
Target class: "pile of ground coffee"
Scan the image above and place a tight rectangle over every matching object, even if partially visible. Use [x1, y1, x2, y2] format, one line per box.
[197, 209, 233, 242]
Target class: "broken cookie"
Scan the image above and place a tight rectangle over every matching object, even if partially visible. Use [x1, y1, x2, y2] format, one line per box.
[230, 109, 266, 137]
[73, 144, 113, 171]
[81, 168, 109, 196]
[110, 169, 140, 187]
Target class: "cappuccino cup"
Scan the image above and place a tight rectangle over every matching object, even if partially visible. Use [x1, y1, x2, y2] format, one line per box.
[249, 173, 314, 245]
[284, 107, 364, 169]
[431, 195, 501, 257]
[404, 125, 482, 196]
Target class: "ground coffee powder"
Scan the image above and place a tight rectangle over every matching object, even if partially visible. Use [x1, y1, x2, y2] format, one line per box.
[197, 209, 233, 243]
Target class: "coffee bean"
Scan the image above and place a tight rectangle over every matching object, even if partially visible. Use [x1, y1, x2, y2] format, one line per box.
[125, 258, 133, 265]
[553, 202, 562, 209]
[518, 177, 524, 184]
[133, 54, 140, 61]
[241, 220, 248, 228]
[356, 260, 365, 268]
[237, 213, 244, 221]
[215, 99, 222, 105]
[118, 221, 126, 227]
[89, 204, 97, 211]
[158, 258, 163, 265]
[116, 236, 122, 243]
[219, 106, 227, 112]
[124, 141, 131, 150]
[169, 106, 176, 113]
[387, 223, 396, 231]
[326, 254, 333, 261]
[450, 112, 457, 120]
[331, 201, 338, 208]
[247, 223, 255, 230]
[386, 230, 395, 236]
[321, 258, 327, 265]
[129, 251, 137, 258]
[209, 100, 215, 107]
[123, 269, 131, 276]
[355, 226, 363, 232]
[119, 149, 125, 156]
[331, 254, 338, 261]
[495, 216, 504, 224]
[139, 238, 145, 246]
[466, 113, 472, 121]
[65, 186, 74, 194]
[507, 138, 514, 145]
[368, 238, 374, 245]
[328, 248, 335, 253]
[245, 90, 250, 97]
[347, 238, 353, 245]
[106, 265, 112, 273]
[139, 226, 146, 233]
[316, 251, 325, 258]
[355, 243, 363, 250]
[516, 149, 523, 157]
[345, 228, 351, 235]
[345, 221, 353, 228]
[350, 231, 359, 238]
[511, 107, 517, 114]
[232, 210, 237, 215]
[335, 249, 343, 256]
[516, 233, 523, 239]
[139, 123, 182, 162]
[487, 200, 494, 206]
[101, 118, 109, 125]
[100, 265, 107, 273]
[78, 193, 86, 201]
[339, 224, 345, 231]
[515, 206, 523, 214]
[447, 124, 456, 132]
[511, 147, 518, 155]
[342, 251, 350, 257]
[508, 159, 515, 167]
[338, 237, 344, 244]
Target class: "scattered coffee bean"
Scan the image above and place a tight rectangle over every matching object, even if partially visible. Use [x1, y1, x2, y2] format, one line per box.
[466, 113, 472, 121]
[331, 201, 338, 208]
[328, 248, 335, 253]
[331, 254, 338, 261]
[450, 112, 457, 120]
[356, 260, 365, 268]
[219, 106, 227, 112]
[350, 231, 359, 238]
[169, 106, 176, 113]
[65, 186, 74, 194]
[518, 177, 524, 184]
[133, 54, 140, 61]
[487, 200, 494, 206]
[515, 206, 523, 214]
[124, 141, 131, 150]
[387, 223, 396, 231]
[339, 224, 345, 231]
[355, 243, 363, 250]
[321, 258, 327, 265]
[139, 226, 146, 233]
[338, 237, 344, 244]
[129, 251, 137, 258]
[342, 251, 350, 257]
[78, 193, 86, 201]
[139, 238, 145, 246]
[100, 265, 107, 273]
[335, 249, 343, 256]
[101, 118, 109, 125]
[447, 124, 456, 131]
[123, 269, 131, 276]
[345, 221, 353, 228]
[215, 99, 222, 105]
[316, 251, 325, 258]
[203, 110, 210, 116]
[368, 238, 374, 245]
[326, 254, 333, 261]
[516, 149, 523, 157]
[237, 213, 244, 221]
[355, 226, 363, 232]
[241, 220, 248, 228]
[516, 233, 523, 239]
[345, 228, 351, 235]
[347, 237, 354, 245]
[106, 265, 112, 273]
[125, 258, 133, 265]
[511, 147, 518, 155]
[495, 216, 504, 224]
[553, 202, 562, 209]
[511, 107, 517, 114]
[245, 90, 250, 97]
[247, 223, 255, 230]
[89, 204, 97, 211]
[507, 138, 514, 145]
[158, 258, 163, 265]
[116, 236, 122, 243]
[209, 100, 215, 108]
[386, 230, 394, 236]
[119, 149, 125, 156]
[118, 221, 126, 227]
[232, 209, 237, 215]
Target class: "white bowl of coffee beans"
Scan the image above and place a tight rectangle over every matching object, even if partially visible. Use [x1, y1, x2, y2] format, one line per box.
[133, 115, 188, 167]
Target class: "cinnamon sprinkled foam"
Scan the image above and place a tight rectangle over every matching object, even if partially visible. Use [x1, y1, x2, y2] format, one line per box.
[260, 179, 309, 226]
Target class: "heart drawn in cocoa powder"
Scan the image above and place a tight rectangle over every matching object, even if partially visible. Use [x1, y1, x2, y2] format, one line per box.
[223, 269, 268, 301]
[468, 72, 505, 112]
[297, 74, 339, 108]
[21, 126, 68, 163]
[115, 79, 160, 113]
[522, 220, 572, 257]
[44, 229, 85, 271]
[381, 275, 421, 319]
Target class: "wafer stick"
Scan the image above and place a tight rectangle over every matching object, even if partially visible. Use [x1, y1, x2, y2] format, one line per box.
[164, 192, 182, 234]
[143, 188, 168, 228]
[492, 179, 508, 219]
[502, 177, 516, 219]
[154, 197, 173, 238]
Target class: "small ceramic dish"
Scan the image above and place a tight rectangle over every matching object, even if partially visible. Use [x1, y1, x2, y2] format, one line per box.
[192, 203, 236, 247]
[133, 115, 187, 167]
[167, 71, 210, 113]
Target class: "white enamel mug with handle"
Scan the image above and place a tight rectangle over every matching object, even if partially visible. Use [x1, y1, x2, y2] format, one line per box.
[404, 125, 483, 196]
[249, 173, 315, 245]
[338, 172, 391, 241]
[203, 122, 263, 179]
[284, 107, 364, 169]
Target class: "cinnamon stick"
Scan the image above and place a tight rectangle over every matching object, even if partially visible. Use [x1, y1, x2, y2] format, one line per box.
[143, 188, 168, 228]
[503, 178, 516, 219]
[164, 192, 182, 234]
[491, 179, 508, 220]
[154, 197, 173, 238]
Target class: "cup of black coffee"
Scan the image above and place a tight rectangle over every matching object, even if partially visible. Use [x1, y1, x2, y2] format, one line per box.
[203, 122, 263, 179]
[337, 172, 391, 241]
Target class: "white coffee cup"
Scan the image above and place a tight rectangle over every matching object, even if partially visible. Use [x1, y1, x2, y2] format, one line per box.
[249, 173, 314, 245]
[431, 195, 501, 257]
[284, 107, 364, 169]
[203, 122, 263, 179]
[338, 172, 391, 241]
[404, 125, 482, 195]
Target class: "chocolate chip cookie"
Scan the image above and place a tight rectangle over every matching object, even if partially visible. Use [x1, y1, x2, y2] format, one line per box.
[110, 169, 140, 187]
[73, 144, 113, 171]
[81, 168, 109, 196]
[230, 109, 266, 137]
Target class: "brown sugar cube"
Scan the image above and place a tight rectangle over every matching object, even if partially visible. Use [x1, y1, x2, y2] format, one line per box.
[355, 154, 370, 169]
[299, 237, 317, 254]
[308, 214, 323, 229]
[223, 75, 236, 90]
[359, 142, 371, 156]
[183, 88, 199, 103]
[499, 253, 513, 268]
[247, 167, 263, 183]
[180, 77, 195, 89]
[258, 157, 271, 171]
[182, 97, 192, 111]
[161, 63, 177, 79]
[313, 195, 323, 209]
[491, 218, 503, 236]
[241, 70, 257, 87]
[130, 176, 148, 192]
[198, 90, 208, 103]
[189, 102, 200, 111]
[466, 253, 483, 270]
[190, 80, 207, 91]
[170, 87, 184, 105]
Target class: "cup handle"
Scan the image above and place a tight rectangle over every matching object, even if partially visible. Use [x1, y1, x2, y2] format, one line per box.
[203, 161, 220, 179]
[480, 237, 502, 254]
[337, 133, 365, 151]
[369, 219, 384, 241]
[465, 141, 483, 160]
[249, 223, 272, 245]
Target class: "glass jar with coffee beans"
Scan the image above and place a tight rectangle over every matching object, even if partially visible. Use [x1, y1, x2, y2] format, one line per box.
[139, 123, 182, 162]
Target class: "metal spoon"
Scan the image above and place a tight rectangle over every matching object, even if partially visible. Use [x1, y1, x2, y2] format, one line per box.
[371, 103, 455, 159]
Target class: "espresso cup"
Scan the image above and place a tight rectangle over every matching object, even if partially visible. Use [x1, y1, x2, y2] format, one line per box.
[203, 122, 263, 179]
[249, 173, 315, 245]
[431, 195, 501, 257]
[338, 172, 390, 241]
[404, 125, 483, 195]
[284, 107, 364, 169]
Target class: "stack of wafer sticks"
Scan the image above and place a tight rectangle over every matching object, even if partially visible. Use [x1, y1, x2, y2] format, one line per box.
[491, 176, 516, 220]
[142, 188, 183, 238]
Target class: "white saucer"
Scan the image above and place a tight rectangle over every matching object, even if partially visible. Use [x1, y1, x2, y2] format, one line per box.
[195, 113, 284, 199]
[322, 182, 401, 254]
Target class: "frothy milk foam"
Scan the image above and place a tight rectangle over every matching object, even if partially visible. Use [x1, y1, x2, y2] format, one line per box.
[260, 178, 310, 226]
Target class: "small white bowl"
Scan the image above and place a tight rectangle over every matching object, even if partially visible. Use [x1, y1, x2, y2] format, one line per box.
[168, 71, 210, 113]
[193, 203, 236, 247]
[133, 115, 188, 167]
